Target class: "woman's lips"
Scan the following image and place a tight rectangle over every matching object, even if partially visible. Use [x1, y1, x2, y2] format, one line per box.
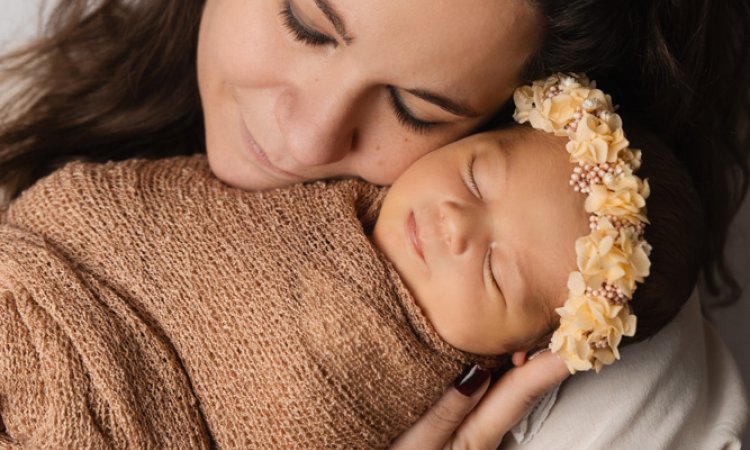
[239, 118, 303, 181]
[407, 211, 425, 263]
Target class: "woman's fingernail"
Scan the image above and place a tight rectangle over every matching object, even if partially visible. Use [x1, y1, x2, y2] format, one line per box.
[454, 364, 490, 397]
[528, 347, 551, 361]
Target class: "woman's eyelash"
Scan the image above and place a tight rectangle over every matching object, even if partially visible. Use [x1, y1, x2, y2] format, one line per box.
[280, 1, 337, 46]
[485, 248, 501, 292]
[279, 2, 436, 134]
[465, 154, 482, 198]
[387, 86, 438, 134]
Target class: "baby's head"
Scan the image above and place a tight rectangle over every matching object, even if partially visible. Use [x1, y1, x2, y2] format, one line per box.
[373, 74, 703, 373]
[373, 126, 590, 356]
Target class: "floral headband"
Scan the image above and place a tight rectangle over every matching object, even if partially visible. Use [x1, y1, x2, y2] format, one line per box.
[513, 73, 651, 374]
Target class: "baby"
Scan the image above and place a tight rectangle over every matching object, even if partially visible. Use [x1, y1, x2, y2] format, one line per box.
[372, 127, 590, 357]
[0, 76, 701, 449]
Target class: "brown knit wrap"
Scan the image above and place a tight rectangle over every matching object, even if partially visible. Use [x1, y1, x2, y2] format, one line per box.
[0, 155, 499, 449]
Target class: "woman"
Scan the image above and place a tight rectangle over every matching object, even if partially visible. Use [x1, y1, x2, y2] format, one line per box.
[1, 0, 748, 448]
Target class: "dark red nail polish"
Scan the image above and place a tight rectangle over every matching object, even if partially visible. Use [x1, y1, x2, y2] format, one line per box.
[454, 364, 490, 397]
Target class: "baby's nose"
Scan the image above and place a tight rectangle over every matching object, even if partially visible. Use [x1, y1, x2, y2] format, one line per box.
[440, 201, 473, 255]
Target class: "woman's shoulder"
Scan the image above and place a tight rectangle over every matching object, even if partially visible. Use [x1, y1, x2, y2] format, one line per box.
[40, 153, 211, 192]
[10, 153, 209, 206]
[4, 154, 211, 239]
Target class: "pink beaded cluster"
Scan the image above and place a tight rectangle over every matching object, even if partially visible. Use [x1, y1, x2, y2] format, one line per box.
[584, 284, 628, 306]
[571, 161, 627, 194]
[513, 73, 652, 374]
[588, 214, 646, 236]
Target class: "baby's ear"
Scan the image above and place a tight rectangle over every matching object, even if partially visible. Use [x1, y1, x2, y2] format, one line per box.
[512, 351, 528, 367]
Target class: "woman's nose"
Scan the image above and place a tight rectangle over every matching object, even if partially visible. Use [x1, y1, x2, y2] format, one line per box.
[275, 79, 362, 167]
[440, 200, 481, 255]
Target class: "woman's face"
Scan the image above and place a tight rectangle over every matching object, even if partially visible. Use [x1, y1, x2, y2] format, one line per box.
[198, 0, 542, 190]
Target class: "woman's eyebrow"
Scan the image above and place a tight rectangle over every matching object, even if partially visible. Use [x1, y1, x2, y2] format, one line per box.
[314, 0, 476, 119]
[314, 0, 353, 44]
[405, 88, 479, 118]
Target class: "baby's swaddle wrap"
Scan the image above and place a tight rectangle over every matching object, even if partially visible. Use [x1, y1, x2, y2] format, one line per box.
[0, 155, 493, 449]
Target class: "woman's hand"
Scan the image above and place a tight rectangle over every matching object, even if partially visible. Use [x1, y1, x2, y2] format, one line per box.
[390, 351, 570, 450]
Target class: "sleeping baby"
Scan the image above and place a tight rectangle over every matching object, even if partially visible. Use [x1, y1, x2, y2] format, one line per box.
[0, 74, 702, 448]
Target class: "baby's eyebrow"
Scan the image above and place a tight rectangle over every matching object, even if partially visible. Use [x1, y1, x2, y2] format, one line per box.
[479, 143, 509, 197]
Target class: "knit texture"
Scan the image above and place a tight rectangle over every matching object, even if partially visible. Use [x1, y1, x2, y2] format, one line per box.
[0, 155, 499, 449]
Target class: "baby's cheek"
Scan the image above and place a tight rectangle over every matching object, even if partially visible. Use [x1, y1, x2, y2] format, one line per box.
[420, 286, 490, 353]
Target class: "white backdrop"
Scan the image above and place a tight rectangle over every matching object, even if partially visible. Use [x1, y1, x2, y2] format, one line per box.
[1, 0, 748, 444]
[0, 2, 48, 50]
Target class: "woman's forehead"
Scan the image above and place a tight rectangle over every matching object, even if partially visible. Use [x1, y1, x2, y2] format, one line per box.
[329, 0, 543, 112]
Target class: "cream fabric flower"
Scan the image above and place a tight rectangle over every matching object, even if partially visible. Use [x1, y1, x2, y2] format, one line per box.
[514, 73, 602, 136]
[624, 148, 643, 170]
[528, 90, 590, 135]
[585, 177, 650, 223]
[513, 86, 535, 124]
[566, 114, 629, 165]
[513, 73, 650, 374]
[575, 220, 650, 297]
[550, 273, 637, 373]
[550, 73, 593, 93]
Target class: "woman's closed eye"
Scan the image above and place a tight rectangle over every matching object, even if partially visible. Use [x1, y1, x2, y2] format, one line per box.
[279, 0, 441, 134]
[280, 0, 337, 46]
[387, 86, 440, 134]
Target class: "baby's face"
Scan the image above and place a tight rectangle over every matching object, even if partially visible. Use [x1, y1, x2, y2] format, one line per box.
[372, 128, 590, 355]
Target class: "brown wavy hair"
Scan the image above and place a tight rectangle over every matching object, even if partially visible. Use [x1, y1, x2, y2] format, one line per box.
[0, 1, 205, 196]
[1, 0, 749, 310]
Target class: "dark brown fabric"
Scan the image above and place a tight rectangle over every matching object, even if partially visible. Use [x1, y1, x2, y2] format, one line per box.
[0, 155, 497, 449]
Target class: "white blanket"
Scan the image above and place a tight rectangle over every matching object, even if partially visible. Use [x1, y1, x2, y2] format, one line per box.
[504, 289, 749, 449]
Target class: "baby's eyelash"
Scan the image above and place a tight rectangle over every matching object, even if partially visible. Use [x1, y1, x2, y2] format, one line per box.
[485, 248, 501, 292]
[279, 1, 337, 47]
[465, 154, 482, 198]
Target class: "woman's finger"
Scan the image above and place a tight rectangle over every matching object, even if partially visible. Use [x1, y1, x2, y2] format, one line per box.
[390, 364, 491, 450]
[450, 351, 570, 449]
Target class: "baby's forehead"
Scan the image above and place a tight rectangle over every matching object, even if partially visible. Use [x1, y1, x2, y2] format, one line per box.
[467, 127, 570, 170]
[495, 126, 566, 152]
[477, 127, 589, 306]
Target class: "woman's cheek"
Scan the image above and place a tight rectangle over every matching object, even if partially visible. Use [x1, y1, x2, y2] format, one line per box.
[349, 119, 460, 186]
[208, 5, 291, 90]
